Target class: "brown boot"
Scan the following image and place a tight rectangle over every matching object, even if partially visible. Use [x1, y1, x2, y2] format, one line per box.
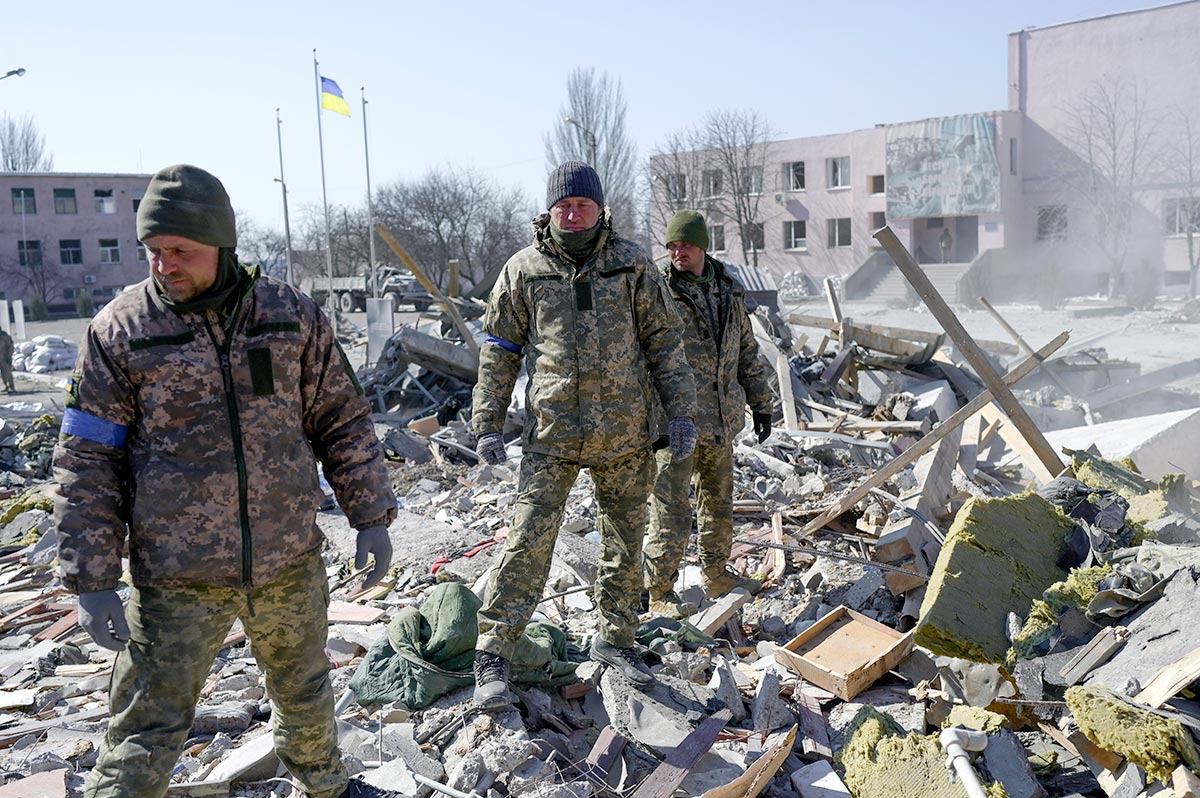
[648, 591, 697, 620]
[704, 567, 762, 597]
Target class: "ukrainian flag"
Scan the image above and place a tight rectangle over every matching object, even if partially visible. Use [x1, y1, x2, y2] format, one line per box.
[320, 77, 351, 117]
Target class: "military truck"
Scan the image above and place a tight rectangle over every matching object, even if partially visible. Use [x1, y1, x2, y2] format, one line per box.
[302, 267, 431, 313]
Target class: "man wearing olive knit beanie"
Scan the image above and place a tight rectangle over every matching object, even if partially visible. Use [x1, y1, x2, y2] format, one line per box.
[471, 161, 698, 708]
[52, 165, 401, 798]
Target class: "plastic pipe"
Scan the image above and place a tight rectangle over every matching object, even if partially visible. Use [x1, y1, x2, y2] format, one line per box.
[939, 727, 990, 798]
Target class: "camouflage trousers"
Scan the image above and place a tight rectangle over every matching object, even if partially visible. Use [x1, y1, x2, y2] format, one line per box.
[0, 357, 12, 392]
[85, 553, 346, 798]
[643, 442, 734, 597]
[478, 448, 654, 657]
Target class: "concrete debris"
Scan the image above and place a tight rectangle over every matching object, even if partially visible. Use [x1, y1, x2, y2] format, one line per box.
[2, 295, 1200, 797]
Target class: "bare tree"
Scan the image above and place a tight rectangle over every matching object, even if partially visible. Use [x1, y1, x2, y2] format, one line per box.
[648, 109, 775, 267]
[545, 68, 639, 231]
[1060, 78, 1159, 299]
[1165, 111, 1200, 297]
[0, 235, 64, 309]
[0, 114, 53, 172]
[235, 214, 288, 280]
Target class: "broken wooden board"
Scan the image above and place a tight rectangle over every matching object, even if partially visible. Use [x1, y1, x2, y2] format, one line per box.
[1174, 764, 1200, 798]
[685, 590, 752, 637]
[699, 724, 797, 798]
[1060, 626, 1130, 687]
[775, 607, 913, 701]
[629, 709, 733, 798]
[793, 687, 834, 762]
[573, 725, 626, 787]
[1136, 646, 1200, 709]
[978, 403, 1059, 484]
[326, 601, 386, 625]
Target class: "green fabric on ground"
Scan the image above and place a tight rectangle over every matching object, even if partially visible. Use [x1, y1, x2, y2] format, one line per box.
[348, 582, 586, 709]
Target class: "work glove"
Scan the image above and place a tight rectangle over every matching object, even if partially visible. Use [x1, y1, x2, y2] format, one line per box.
[475, 432, 506, 465]
[355, 526, 393, 589]
[78, 589, 130, 651]
[667, 417, 697, 462]
[753, 412, 773, 444]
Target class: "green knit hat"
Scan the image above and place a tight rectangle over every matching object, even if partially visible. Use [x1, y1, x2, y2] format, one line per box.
[136, 164, 237, 248]
[664, 210, 708, 250]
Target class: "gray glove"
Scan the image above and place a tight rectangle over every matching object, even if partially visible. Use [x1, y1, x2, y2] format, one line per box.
[355, 526, 393, 589]
[668, 417, 698, 462]
[78, 589, 129, 651]
[475, 432, 506, 465]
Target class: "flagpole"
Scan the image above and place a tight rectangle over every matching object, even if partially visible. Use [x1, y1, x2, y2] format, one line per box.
[274, 108, 294, 286]
[362, 87, 377, 299]
[313, 49, 336, 332]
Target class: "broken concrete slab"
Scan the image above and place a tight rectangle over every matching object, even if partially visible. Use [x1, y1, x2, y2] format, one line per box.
[790, 758, 851, 797]
[206, 728, 278, 783]
[980, 729, 1048, 798]
[915, 493, 1075, 663]
[1041, 408, 1200, 482]
[0, 767, 69, 798]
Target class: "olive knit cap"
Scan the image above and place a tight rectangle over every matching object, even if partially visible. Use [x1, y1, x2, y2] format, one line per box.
[545, 160, 605, 210]
[136, 164, 237, 248]
[664, 209, 709, 250]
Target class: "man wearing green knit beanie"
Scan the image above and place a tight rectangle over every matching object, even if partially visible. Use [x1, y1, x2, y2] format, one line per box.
[55, 164, 403, 798]
[643, 210, 777, 618]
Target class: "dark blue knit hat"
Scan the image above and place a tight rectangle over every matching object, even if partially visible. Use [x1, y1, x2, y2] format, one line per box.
[545, 161, 604, 210]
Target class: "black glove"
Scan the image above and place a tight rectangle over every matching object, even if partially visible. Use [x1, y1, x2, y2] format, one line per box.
[78, 589, 130, 651]
[475, 432, 506, 465]
[753, 412, 773, 444]
[668, 417, 697, 462]
[355, 526, 393, 589]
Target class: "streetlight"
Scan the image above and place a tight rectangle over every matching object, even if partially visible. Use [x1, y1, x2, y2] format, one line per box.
[564, 116, 597, 167]
[1, 68, 26, 82]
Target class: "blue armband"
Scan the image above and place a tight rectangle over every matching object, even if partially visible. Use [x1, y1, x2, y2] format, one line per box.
[485, 334, 522, 354]
[61, 408, 128, 448]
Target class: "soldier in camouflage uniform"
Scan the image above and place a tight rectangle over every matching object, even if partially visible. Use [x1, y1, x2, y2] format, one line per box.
[471, 162, 698, 708]
[51, 165, 401, 798]
[0, 328, 13, 393]
[643, 211, 775, 618]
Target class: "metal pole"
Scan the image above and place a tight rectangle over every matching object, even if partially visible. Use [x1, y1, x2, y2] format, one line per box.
[313, 50, 336, 333]
[362, 88, 378, 299]
[587, 130, 597, 169]
[275, 108, 294, 286]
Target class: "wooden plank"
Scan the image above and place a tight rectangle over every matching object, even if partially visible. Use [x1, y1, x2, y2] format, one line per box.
[788, 312, 1017, 355]
[34, 609, 78, 641]
[1136, 646, 1200, 709]
[374, 223, 480, 358]
[325, 601, 386, 625]
[1174, 763, 1200, 798]
[823, 278, 843, 347]
[978, 403, 1057, 484]
[1060, 626, 1130, 687]
[794, 688, 834, 762]
[629, 709, 732, 798]
[685, 590, 752, 637]
[796, 332, 1069, 538]
[698, 724, 796, 798]
[874, 226, 1064, 477]
[776, 351, 800, 433]
[576, 725, 626, 785]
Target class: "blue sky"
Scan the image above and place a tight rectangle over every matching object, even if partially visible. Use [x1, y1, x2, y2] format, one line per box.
[1, 0, 1152, 231]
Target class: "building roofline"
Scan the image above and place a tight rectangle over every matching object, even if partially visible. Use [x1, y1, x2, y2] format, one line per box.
[1010, 0, 1199, 36]
[0, 171, 153, 179]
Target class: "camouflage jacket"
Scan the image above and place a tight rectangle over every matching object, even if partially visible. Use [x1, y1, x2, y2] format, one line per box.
[52, 266, 397, 593]
[658, 256, 774, 447]
[472, 213, 697, 466]
[0, 330, 11, 359]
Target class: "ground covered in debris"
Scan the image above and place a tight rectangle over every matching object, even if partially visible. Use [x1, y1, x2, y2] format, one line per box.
[1, 297, 1200, 798]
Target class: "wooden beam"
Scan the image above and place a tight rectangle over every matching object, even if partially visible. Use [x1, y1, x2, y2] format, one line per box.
[776, 351, 800, 432]
[1136, 646, 1200, 709]
[978, 403, 1057, 484]
[374, 224, 480, 357]
[629, 710, 732, 798]
[823, 278, 843, 347]
[874, 226, 1064, 477]
[796, 331, 1069, 538]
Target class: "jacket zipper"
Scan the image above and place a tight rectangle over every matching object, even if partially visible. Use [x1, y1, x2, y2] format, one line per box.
[204, 304, 253, 588]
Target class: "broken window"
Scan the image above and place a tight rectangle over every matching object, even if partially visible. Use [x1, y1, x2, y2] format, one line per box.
[60, 239, 82, 265]
[94, 189, 116, 214]
[827, 156, 850, 189]
[784, 220, 807, 250]
[785, 161, 805, 191]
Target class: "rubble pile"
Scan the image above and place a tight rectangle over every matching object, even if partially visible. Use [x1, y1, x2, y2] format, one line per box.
[0, 290, 1199, 797]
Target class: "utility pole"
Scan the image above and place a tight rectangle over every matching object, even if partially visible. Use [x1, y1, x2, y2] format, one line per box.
[564, 116, 597, 167]
[274, 109, 294, 286]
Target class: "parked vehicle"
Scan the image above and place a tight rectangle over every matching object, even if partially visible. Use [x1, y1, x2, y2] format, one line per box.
[302, 267, 431, 313]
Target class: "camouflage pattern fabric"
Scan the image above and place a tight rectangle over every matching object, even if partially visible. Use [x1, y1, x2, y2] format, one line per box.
[655, 255, 773, 446]
[52, 265, 396, 592]
[644, 442, 735, 597]
[85, 554, 346, 798]
[472, 212, 697, 467]
[0, 330, 12, 392]
[478, 448, 654, 657]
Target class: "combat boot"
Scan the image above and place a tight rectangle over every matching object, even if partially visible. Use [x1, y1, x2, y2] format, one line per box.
[338, 776, 409, 797]
[703, 566, 762, 597]
[648, 591, 697, 620]
[590, 636, 655, 688]
[473, 650, 512, 709]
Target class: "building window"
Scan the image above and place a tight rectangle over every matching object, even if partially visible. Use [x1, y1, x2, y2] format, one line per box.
[828, 218, 852, 248]
[99, 238, 121, 263]
[741, 166, 763, 196]
[1009, 137, 1018, 176]
[702, 170, 722, 198]
[11, 188, 35, 214]
[708, 225, 725, 253]
[137, 243, 148, 262]
[927, 217, 944, 228]
[1164, 197, 1200, 235]
[94, 189, 117, 214]
[870, 211, 886, 230]
[63, 287, 82, 300]
[784, 220, 807, 251]
[743, 222, 765, 252]
[784, 162, 805, 191]
[665, 173, 687, 205]
[870, 175, 885, 194]
[60, 239, 83, 265]
[1036, 205, 1068, 241]
[18, 240, 42, 267]
[52, 188, 78, 215]
[827, 157, 851, 189]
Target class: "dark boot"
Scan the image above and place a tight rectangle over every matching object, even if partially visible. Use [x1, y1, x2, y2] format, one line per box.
[473, 650, 512, 709]
[590, 636, 655, 688]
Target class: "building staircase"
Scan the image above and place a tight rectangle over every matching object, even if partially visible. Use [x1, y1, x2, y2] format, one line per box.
[859, 263, 967, 304]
